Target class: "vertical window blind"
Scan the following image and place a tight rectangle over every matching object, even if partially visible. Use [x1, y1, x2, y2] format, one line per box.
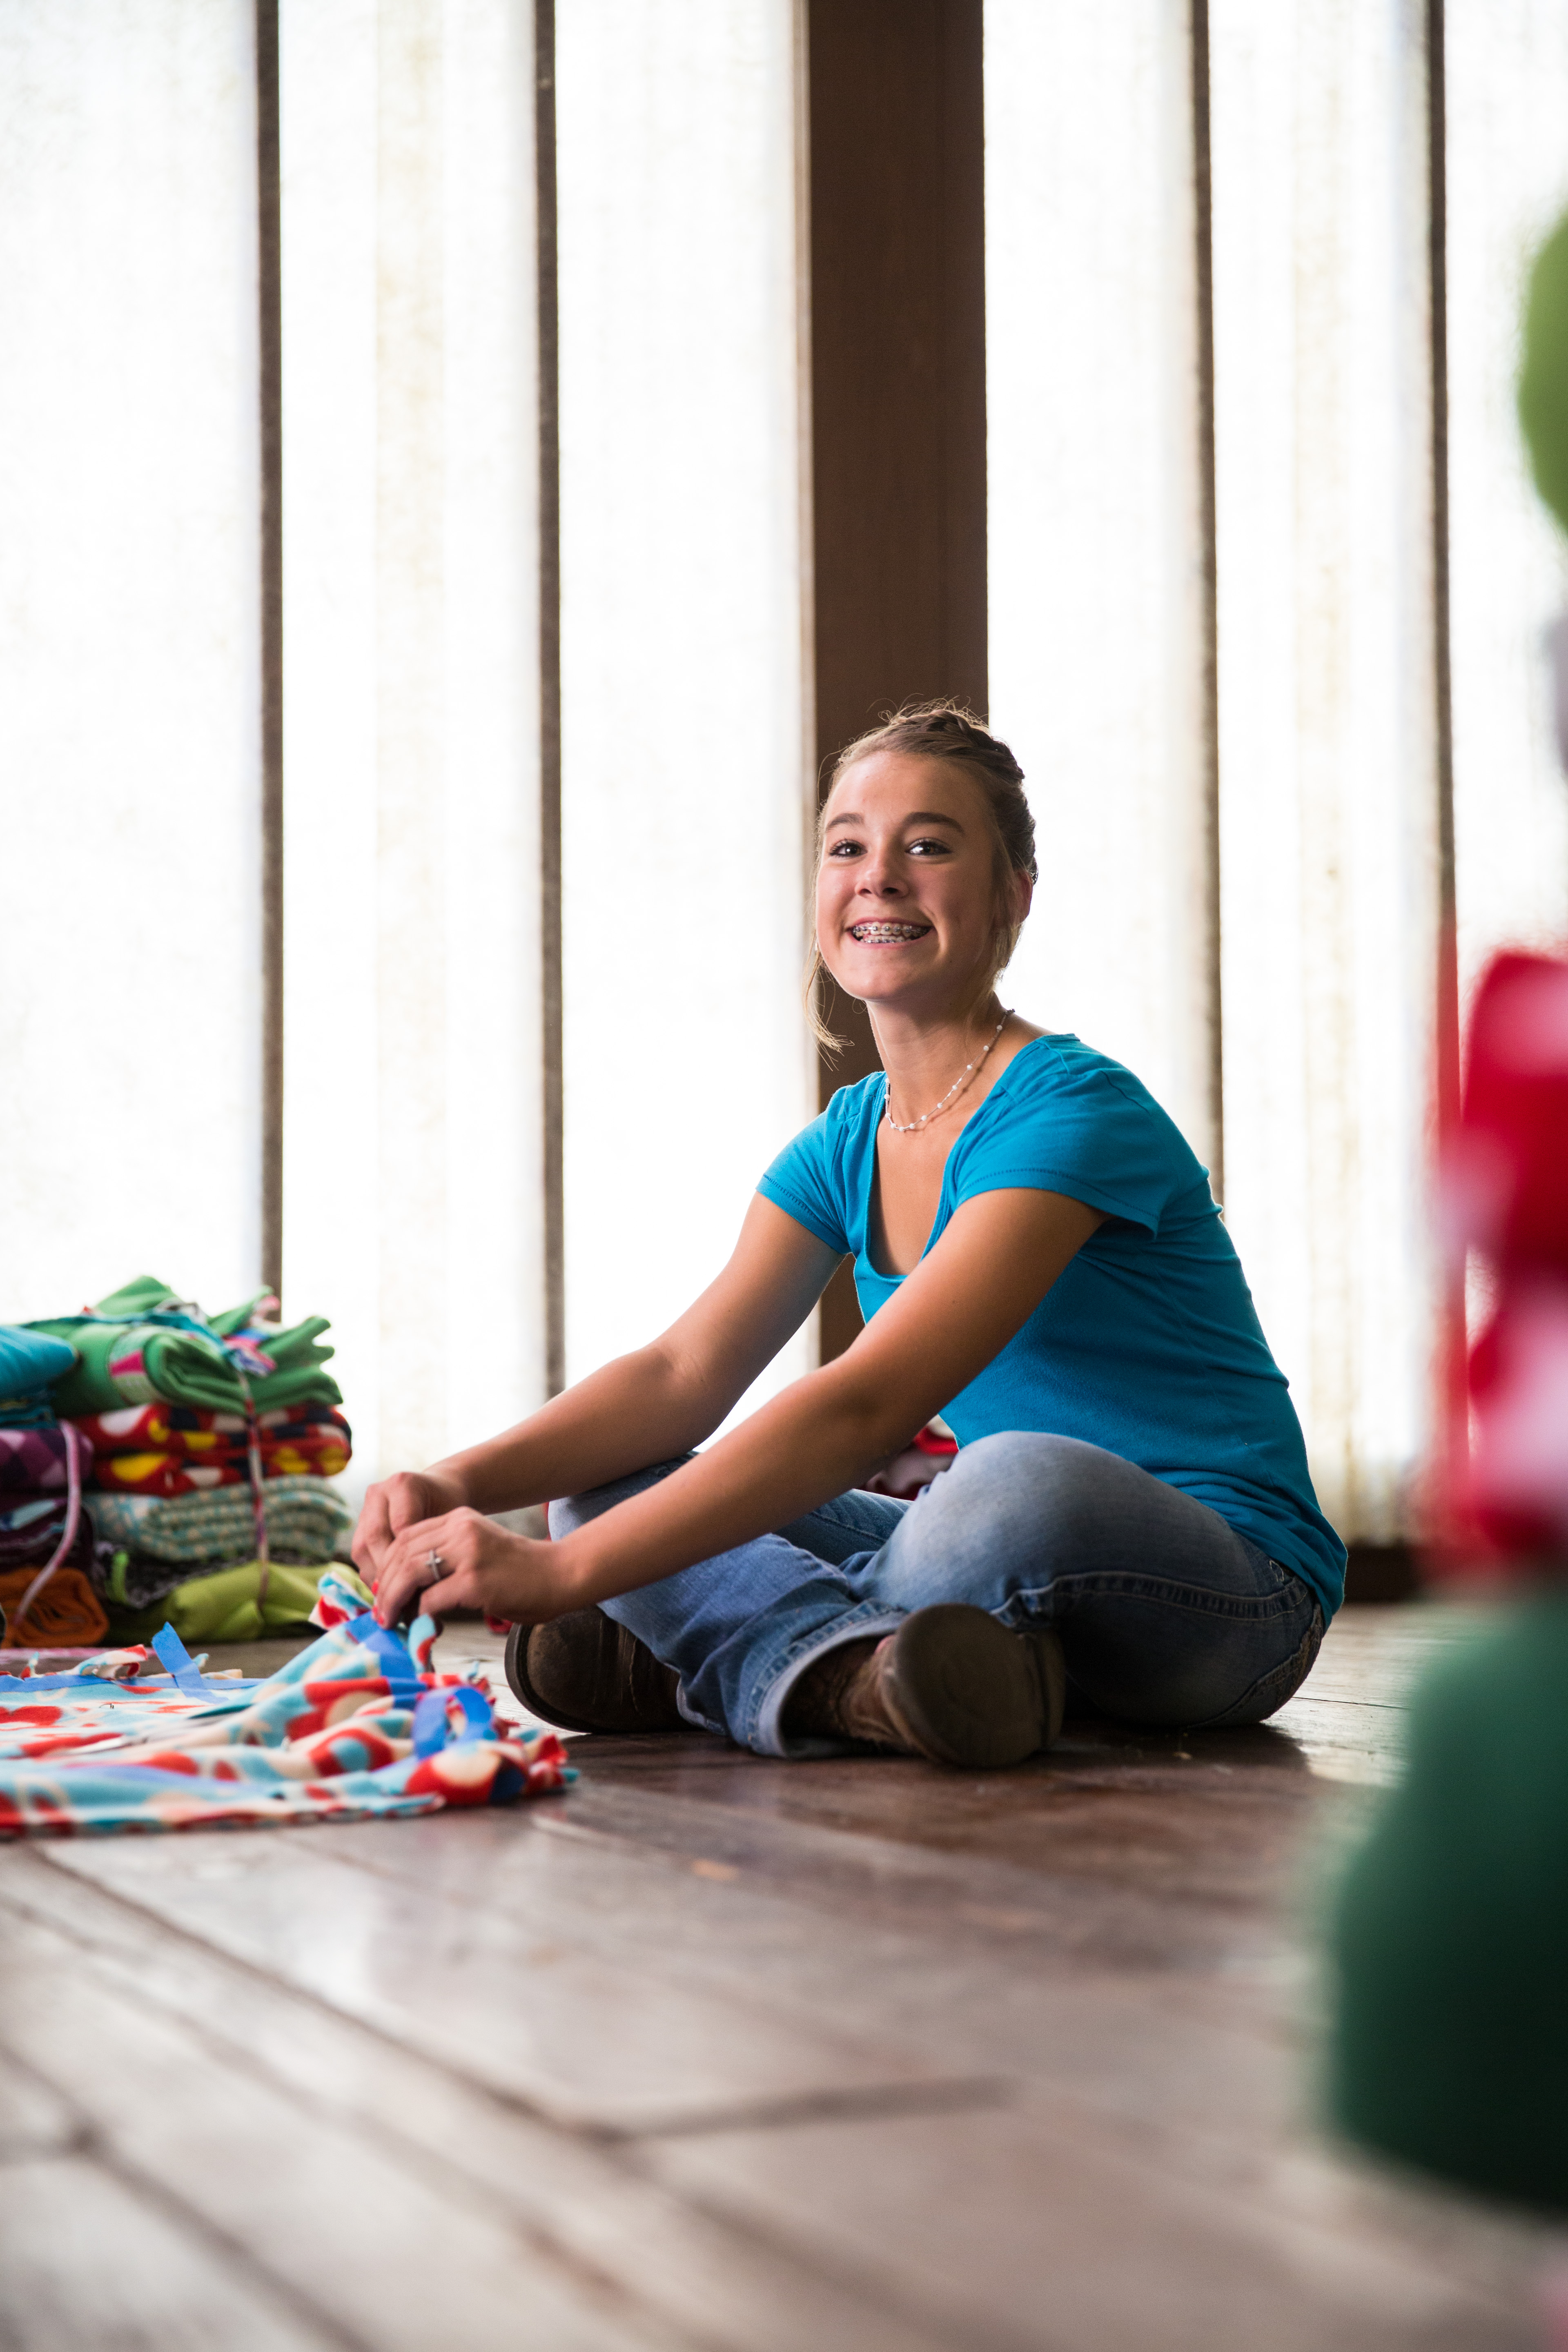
[2, 0, 1565, 1540]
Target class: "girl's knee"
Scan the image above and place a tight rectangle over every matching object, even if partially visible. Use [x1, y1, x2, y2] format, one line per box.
[925, 1431, 1115, 1541]
[876, 1433, 1091, 1613]
[877, 1431, 1144, 1618]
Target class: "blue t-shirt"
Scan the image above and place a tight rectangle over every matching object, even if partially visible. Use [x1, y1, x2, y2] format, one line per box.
[757, 1033, 1345, 1617]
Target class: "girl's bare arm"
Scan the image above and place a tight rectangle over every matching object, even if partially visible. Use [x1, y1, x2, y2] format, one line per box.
[369, 1186, 1101, 1626]
[352, 1195, 840, 1580]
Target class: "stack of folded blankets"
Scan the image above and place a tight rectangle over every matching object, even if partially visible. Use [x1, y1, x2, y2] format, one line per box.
[12, 1276, 356, 1646]
[0, 1328, 110, 1648]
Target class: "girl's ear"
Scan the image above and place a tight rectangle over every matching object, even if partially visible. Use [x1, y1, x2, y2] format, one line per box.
[993, 866, 1032, 940]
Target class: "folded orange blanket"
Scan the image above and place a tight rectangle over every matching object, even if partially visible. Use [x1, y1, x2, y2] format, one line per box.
[0, 1556, 109, 1649]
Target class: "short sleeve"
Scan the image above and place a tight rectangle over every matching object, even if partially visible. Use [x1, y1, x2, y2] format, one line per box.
[757, 1109, 852, 1254]
[951, 1046, 1191, 1235]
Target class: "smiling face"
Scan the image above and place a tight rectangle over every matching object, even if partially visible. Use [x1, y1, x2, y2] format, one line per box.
[815, 751, 1030, 1020]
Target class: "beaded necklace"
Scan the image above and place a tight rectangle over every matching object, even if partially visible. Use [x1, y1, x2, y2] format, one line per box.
[883, 1012, 1011, 1134]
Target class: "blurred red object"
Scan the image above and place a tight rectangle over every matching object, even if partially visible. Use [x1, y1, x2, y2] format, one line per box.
[1441, 951, 1568, 1566]
[1447, 953, 1568, 1270]
[1465, 1278, 1568, 1556]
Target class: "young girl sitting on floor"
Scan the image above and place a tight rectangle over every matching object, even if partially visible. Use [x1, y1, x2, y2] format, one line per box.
[356, 704, 1342, 1768]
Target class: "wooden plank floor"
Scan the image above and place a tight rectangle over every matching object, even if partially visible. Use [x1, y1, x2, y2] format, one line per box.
[0, 1606, 1551, 2350]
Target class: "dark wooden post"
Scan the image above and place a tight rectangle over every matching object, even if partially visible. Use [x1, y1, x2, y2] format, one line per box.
[807, 0, 988, 1361]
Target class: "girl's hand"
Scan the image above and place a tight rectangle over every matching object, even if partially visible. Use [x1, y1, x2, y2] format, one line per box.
[370, 1506, 576, 1628]
[352, 1469, 468, 1586]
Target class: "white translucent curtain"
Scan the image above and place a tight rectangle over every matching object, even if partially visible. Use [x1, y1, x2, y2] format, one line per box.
[280, 0, 543, 1495]
[16, 0, 1561, 1549]
[1208, 0, 1441, 1544]
[988, 1, 1447, 1544]
[1446, 0, 1568, 1002]
[985, 1, 1215, 1172]
[556, 1, 814, 1410]
[0, 2, 264, 1319]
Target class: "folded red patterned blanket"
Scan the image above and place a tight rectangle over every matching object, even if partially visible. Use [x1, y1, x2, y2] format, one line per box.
[69, 1402, 352, 1495]
[73, 1401, 350, 1453]
[91, 1433, 350, 1497]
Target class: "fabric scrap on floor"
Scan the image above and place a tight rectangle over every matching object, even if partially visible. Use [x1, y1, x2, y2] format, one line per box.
[0, 1570, 574, 1835]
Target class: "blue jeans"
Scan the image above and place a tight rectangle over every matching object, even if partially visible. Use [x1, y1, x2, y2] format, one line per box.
[548, 1432, 1325, 1757]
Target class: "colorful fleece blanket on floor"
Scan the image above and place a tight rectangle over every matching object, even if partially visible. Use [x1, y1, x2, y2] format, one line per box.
[87, 1474, 352, 1566]
[0, 1570, 574, 1835]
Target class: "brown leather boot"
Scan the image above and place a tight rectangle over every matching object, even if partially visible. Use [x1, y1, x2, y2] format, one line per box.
[784, 1604, 1066, 1768]
[504, 1608, 684, 1735]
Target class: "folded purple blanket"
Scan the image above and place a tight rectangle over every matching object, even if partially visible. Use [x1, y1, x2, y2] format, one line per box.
[0, 1426, 92, 1498]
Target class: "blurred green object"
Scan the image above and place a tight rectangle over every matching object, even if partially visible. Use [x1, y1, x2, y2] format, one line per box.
[1327, 1596, 1568, 2212]
[1339, 209, 1568, 2217]
[1519, 210, 1568, 536]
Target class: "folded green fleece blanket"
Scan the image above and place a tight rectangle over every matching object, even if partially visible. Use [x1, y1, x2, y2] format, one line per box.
[29, 1276, 341, 1419]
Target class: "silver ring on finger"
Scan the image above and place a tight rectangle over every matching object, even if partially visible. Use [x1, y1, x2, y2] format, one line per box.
[425, 1549, 445, 1575]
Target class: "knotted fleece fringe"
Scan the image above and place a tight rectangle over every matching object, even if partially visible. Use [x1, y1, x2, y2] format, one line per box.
[0, 1570, 574, 1836]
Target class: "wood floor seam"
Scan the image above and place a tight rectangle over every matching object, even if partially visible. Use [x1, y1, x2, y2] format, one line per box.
[0, 1908, 717, 2352]
[85, 2148, 388, 2352]
[613, 2073, 1014, 2143]
[0, 1853, 966, 2352]
[621, 2162, 1075, 2352]
[10, 1854, 1011, 2150]
[0, 2049, 378, 2352]
[11, 1846, 628, 2143]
